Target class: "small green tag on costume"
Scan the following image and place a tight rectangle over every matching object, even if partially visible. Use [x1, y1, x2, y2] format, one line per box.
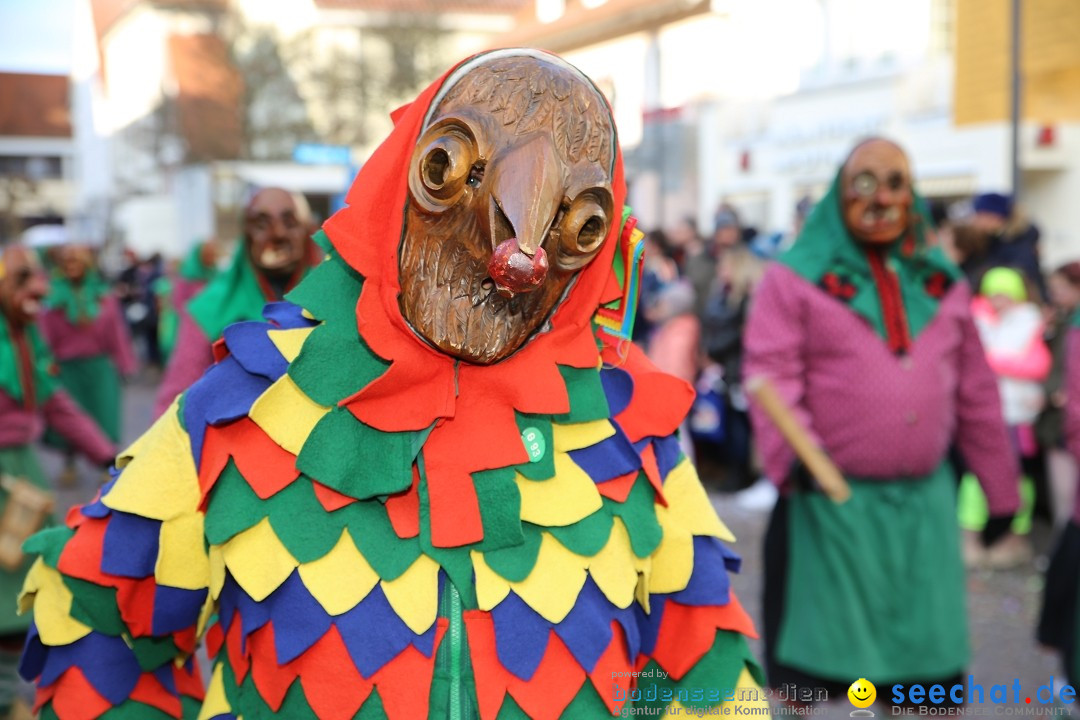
[521, 428, 546, 463]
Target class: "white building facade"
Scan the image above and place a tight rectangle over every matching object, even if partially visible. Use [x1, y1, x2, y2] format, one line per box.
[531, 0, 1079, 269]
[71, 0, 524, 258]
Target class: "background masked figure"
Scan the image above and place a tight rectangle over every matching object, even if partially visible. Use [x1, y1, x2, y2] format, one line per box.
[0, 244, 114, 719]
[745, 138, 1021, 703]
[153, 188, 318, 417]
[18, 50, 764, 719]
[39, 243, 137, 479]
[156, 240, 223, 363]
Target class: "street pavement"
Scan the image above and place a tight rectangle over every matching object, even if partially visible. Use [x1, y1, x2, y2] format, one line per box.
[37, 377, 1074, 719]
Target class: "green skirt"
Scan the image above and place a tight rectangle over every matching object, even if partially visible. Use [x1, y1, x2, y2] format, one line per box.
[45, 354, 122, 447]
[0, 445, 49, 635]
[776, 462, 968, 682]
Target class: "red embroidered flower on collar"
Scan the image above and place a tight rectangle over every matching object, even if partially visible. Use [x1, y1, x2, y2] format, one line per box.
[923, 271, 951, 299]
[821, 271, 857, 301]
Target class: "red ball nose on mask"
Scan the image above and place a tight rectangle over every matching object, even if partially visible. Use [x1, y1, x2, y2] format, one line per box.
[487, 237, 549, 298]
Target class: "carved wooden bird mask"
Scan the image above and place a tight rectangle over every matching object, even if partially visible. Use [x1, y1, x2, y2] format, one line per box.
[399, 52, 616, 365]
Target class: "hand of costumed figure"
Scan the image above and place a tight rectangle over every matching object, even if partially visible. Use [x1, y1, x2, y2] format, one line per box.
[745, 375, 851, 503]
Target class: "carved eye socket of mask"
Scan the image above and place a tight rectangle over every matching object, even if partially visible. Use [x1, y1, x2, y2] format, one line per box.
[408, 119, 482, 214]
[555, 189, 613, 270]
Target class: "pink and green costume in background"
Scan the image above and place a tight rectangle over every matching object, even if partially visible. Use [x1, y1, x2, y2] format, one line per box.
[154, 243, 308, 418]
[1038, 316, 1080, 686]
[156, 244, 220, 362]
[0, 319, 113, 636]
[745, 172, 1020, 684]
[175, 243, 219, 311]
[39, 271, 136, 444]
[18, 52, 764, 719]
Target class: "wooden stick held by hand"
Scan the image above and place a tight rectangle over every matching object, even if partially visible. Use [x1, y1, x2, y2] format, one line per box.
[745, 376, 851, 503]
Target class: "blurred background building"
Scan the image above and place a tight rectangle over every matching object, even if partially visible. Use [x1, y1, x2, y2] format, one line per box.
[1, 0, 1078, 267]
[505, 0, 1079, 268]
[67, 0, 525, 258]
[0, 71, 74, 243]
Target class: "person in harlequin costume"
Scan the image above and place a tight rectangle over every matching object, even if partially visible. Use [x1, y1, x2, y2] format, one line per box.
[153, 189, 318, 416]
[18, 50, 765, 719]
[0, 244, 115, 719]
[39, 243, 137, 471]
[745, 138, 1021, 703]
[1038, 308, 1080, 687]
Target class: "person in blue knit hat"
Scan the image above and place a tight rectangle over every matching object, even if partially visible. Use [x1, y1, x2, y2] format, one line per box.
[968, 191, 1046, 300]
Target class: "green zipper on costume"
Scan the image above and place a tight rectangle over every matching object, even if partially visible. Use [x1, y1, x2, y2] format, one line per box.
[436, 579, 477, 719]
[444, 366, 463, 715]
[449, 582, 463, 720]
[430, 367, 477, 719]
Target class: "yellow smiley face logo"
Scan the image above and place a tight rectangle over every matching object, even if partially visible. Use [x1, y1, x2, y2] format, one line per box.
[848, 678, 876, 708]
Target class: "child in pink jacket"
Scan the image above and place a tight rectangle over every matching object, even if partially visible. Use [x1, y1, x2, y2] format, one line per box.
[961, 266, 1051, 567]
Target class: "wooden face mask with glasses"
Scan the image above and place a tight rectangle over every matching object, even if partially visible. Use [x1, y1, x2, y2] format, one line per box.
[841, 139, 913, 246]
[398, 55, 616, 365]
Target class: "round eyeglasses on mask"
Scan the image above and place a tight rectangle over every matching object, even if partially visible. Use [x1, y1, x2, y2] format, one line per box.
[850, 170, 908, 197]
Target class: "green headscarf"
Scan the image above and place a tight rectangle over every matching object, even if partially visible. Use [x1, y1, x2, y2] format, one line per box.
[178, 242, 219, 283]
[778, 167, 961, 341]
[45, 268, 110, 324]
[185, 241, 270, 342]
[0, 319, 59, 406]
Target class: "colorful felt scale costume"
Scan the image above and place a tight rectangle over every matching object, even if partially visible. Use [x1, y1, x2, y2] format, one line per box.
[20, 50, 764, 719]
